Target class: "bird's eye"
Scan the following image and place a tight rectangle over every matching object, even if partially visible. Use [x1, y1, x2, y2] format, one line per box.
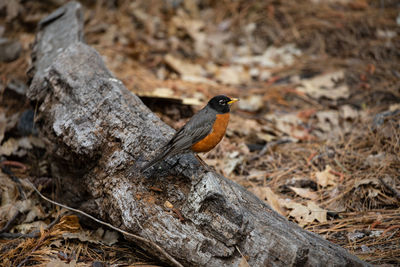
[219, 100, 225, 105]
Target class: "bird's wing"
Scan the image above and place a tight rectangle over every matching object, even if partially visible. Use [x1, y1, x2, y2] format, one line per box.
[166, 107, 216, 155]
[140, 107, 216, 171]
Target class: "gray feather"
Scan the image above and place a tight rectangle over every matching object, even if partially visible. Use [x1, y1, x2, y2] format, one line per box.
[141, 105, 217, 171]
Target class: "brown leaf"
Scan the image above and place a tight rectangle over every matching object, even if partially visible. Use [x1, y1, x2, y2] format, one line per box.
[288, 186, 318, 200]
[297, 71, 349, 100]
[315, 165, 337, 187]
[14, 221, 47, 234]
[283, 200, 327, 227]
[0, 136, 45, 157]
[164, 200, 174, 209]
[237, 95, 264, 112]
[283, 201, 311, 227]
[164, 54, 205, 77]
[307, 201, 327, 224]
[62, 227, 119, 246]
[238, 255, 250, 267]
[215, 65, 250, 85]
[46, 259, 77, 267]
[249, 186, 286, 216]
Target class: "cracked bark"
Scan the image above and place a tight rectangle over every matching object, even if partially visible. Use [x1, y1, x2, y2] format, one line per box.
[27, 2, 369, 267]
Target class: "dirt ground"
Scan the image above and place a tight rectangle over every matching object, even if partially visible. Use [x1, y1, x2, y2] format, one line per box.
[0, 0, 399, 266]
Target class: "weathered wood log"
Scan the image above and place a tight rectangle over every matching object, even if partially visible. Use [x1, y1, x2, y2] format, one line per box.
[27, 2, 368, 266]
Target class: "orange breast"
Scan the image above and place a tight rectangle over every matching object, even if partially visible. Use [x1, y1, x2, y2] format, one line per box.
[191, 113, 230, 153]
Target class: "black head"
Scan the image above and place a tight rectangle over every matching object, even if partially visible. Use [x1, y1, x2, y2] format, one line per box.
[207, 95, 238, 114]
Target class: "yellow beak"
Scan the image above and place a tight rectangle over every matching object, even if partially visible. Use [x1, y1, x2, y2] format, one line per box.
[228, 98, 239, 105]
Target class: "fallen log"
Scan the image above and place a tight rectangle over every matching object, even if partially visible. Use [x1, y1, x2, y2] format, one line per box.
[27, 2, 368, 266]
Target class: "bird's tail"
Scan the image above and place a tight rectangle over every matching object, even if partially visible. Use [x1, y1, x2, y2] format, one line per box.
[140, 146, 172, 172]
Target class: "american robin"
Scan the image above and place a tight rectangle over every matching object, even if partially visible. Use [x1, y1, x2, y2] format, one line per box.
[141, 95, 238, 171]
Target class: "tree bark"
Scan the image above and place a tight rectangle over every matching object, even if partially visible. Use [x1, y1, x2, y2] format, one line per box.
[27, 2, 368, 267]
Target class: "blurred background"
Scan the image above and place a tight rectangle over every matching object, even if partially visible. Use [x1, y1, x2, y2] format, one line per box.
[0, 0, 399, 265]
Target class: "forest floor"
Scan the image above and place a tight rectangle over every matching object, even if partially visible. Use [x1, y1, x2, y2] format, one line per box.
[0, 0, 399, 266]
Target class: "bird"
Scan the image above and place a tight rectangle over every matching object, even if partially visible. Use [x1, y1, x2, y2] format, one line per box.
[141, 95, 238, 171]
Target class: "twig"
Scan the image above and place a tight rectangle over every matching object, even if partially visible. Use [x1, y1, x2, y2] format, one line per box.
[1, 166, 26, 199]
[0, 161, 27, 172]
[0, 214, 62, 239]
[382, 225, 400, 236]
[15, 214, 63, 266]
[307, 151, 318, 166]
[0, 211, 21, 234]
[334, 158, 351, 174]
[378, 177, 400, 202]
[235, 246, 250, 267]
[17, 228, 48, 267]
[254, 139, 292, 160]
[24, 179, 184, 267]
[172, 208, 185, 222]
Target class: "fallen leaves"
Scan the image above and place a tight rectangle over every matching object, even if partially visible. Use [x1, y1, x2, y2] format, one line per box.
[62, 227, 119, 246]
[215, 65, 250, 85]
[249, 186, 286, 216]
[265, 112, 311, 142]
[46, 258, 78, 267]
[315, 165, 338, 187]
[249, 185, 327, 227]
[164, 54, 206, 79]
[237, 95, 264, 112]
[283, 200, 327, 227]
[288, 186, 318, 200]
[296, 71, 350, 101]
[0, 136, 45, 157]
[232, 44, 302, 68]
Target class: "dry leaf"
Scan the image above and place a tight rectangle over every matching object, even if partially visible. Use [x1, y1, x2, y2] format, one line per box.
[238, 255, 250, 267]
[249, 186, 286, 216]
[62, 228, 119, 246]
[0, 136, 45, 157]
[307, 201, 327, 223]
[315, 111, 339, 132]
[297, 71, 349, 100]
[315, 165, 337, 187]
[283, 201, 311, 227]
[223, 152, 244, 176]
[49, 239, 63, 248]
[339, 105, 359, 120]
[229, 115, 261, 137]
[237, 95, 264, 112]
[354, 178, 380, 187]
[24, 205, 46, 223]
[367, 188, 380, 198]
[164, 200, 174, 209]
[164, 54, 205, 77]
[288, 186, 318, 200]
[283, 200, 327, 227]
[265, 113, 308, 141]
[171, 16, 208, 57]
[131, 9, 160, 36]
[101, 229, 119, 246]
[46, 259, 77, 267]
[247, 169, 267, 181]
[215, 65, 250, 85]
[14, 221, 47, 234]
[181, 75, 217, 86]
[152, 87, 174, 98]
[232, 44, 301, 68]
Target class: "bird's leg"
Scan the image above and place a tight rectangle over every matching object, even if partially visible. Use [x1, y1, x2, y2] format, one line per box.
[195, 154, 214, 172]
